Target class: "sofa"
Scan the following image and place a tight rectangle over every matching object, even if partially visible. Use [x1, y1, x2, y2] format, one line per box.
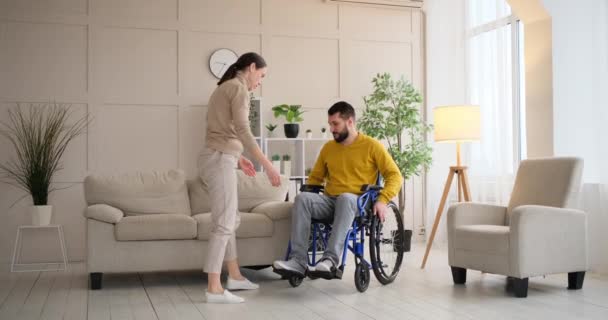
[83, 169, 292, 290]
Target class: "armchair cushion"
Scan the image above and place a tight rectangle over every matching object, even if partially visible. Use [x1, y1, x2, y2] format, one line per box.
[85, 204, 124, 224]
[454, 225, 510, 255]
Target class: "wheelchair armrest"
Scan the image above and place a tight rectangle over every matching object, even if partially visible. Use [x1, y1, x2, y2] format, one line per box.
[300, 184, 324, 193]
[360, 184, 383, 192]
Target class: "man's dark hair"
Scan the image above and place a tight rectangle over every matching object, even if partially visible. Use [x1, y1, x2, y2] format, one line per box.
[328, 101, 356, 120]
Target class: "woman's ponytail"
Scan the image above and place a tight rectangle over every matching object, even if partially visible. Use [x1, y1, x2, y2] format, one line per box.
[216, 52, 267, 86]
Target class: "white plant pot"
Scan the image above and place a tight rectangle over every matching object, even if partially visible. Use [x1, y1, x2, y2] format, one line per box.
[272, 160, 281, 172]
[306, 132, 312, 139]
[30, 205, 52, 226]
[282, 160, 291, 176]
[267, 131, 275, 138]
[321, 132, 328, 139]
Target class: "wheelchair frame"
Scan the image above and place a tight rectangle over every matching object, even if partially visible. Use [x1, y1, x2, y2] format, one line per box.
[280, 184, 404, 292]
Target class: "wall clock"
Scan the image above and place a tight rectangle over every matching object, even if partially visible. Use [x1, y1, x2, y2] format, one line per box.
[209, 48, 238, 79]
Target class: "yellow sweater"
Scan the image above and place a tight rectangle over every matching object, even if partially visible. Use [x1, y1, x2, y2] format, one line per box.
[307, 133, 403, 204]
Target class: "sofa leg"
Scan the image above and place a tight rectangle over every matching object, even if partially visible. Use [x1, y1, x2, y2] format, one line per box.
[512, 277, 528, 298]
[90, 272, 103, 290]
[568, 272, 585, 290]
[451, 267, 467, 284]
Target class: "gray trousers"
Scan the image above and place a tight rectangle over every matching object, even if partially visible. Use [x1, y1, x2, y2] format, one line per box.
[290, 192, 358, 267]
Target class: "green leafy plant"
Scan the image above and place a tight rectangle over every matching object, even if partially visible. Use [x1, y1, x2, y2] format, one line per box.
[271, 154, 280, 161]
[321, 127, 326, 133]
[306, 129, 312, 133]
[282, 154, 291, 161]
[272, 104, 304, 123]
[358, 73, 433, 211]
[0, 103, 89, 206]
[265, 123, 277, 132]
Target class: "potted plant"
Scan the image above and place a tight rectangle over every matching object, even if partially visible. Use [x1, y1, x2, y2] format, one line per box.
[272, 104, 304, 138]
[281, 154, 291, 176]
[358, 73, 433, 250]
[305, 129, 313, 139]
[265, 123, 277, 138]
[0, 103, 88, 226]
[271, 154, 281, 172]
[321, 127, 327, 139]
[359, 73, 433, 210]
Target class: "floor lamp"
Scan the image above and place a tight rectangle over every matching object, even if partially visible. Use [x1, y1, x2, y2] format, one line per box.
[421, 105, 481, 269]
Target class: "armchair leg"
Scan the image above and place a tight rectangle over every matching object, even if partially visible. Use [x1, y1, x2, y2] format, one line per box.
[451, 267, 467, 284]
[90, 272, 103, 290]
[568, 272, 585, 290]
[511, 277, 528, 298]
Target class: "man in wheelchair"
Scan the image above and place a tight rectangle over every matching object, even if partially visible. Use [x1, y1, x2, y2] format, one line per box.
[273, 101, 403, 279]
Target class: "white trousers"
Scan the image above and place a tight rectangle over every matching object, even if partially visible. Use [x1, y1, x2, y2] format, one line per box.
[198, 148, 241, 274]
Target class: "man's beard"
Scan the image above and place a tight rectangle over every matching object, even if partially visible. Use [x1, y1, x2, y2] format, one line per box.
[333, 128, 349, 143]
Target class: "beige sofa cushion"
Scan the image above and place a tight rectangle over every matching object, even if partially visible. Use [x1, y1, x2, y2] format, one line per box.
[454, 225, 510, 255]
[85, 170, 191, 216]
[115, 214, 197, 241]
[193, 212, 273, 240]
[86, 204, 124, 224]
[251, 201, 293, 220]
[188, 171, 289, 214]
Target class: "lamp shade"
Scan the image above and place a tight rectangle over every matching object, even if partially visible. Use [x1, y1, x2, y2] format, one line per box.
[433, 105, 481, 142]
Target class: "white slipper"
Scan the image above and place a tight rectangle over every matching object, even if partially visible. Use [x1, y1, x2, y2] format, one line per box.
[205, 289, 244, 304]
[225, 277, 259, 291]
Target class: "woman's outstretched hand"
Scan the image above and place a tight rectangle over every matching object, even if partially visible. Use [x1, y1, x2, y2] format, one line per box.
[238, 156, 256, 177]
[263, 163, 281, 187]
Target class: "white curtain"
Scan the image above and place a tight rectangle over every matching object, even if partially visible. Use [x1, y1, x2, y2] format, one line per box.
[465, 0, 517, 206]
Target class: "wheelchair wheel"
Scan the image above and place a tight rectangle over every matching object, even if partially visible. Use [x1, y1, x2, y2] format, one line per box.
[369, 201, 404, 285]
[354, 262, 370, 292]
[288, 275, 303, 287]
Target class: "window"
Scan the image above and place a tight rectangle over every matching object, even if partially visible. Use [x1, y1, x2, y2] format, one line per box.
[465, 0, 525, 204]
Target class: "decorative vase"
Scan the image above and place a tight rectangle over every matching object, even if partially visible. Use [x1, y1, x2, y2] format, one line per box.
[321, 131, 328, 139]
[30, 205, 52, 226]
[282, 160, 292, 177]
[306, 132, 312, 139]
[272, 160, 281, 172]
[267, 130, 275, 138]
[284, 124, 299, 138]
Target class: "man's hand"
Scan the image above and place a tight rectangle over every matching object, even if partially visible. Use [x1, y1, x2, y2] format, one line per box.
[373, 201, 388, 222]
[238, 156, 256, 177]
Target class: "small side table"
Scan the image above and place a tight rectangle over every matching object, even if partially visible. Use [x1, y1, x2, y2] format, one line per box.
[11, 225, 69, 272]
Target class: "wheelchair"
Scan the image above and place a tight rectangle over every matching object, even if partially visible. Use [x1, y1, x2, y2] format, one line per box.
[274, 183, 409, 292]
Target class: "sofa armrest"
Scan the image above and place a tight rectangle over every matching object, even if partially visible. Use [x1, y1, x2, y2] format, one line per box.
[509, 205, 588, 277]
[447, 202, 507, 229]
[250, 201, 293, 221]
[85, 204, 124, 224]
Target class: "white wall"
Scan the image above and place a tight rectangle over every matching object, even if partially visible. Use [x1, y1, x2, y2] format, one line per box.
[423, 0, 467, 245]
[543, 0, 608, 273]
[0, 0, 425, 263]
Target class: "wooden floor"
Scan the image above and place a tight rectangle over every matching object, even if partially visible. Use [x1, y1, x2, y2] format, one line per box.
[1, 243, 607, 320]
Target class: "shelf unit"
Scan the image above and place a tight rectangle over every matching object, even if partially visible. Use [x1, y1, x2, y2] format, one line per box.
[263, 137, 330, 179]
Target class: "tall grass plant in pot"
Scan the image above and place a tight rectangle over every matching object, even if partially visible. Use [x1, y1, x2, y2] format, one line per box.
[0, 103, 88, 225]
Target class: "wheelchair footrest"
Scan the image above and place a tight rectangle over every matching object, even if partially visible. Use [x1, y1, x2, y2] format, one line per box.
[272, 267, 305, 279]
[308, 266, 343, 280]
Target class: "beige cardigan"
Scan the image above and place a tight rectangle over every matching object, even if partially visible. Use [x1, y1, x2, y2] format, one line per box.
[204, 74, 258, 157]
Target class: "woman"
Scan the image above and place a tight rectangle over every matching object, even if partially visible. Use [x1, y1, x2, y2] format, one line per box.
[198, 52, 281, 304]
